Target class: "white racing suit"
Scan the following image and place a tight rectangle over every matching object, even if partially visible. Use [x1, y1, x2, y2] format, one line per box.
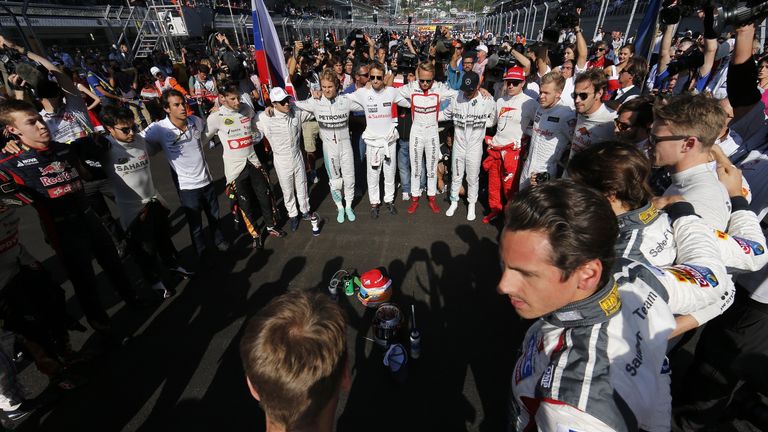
[348, 86, 409, 206]
[615, 197, 768, 325]
[362, 126, 399, 206]
[294, 95, 361, 206]
[511, 208, 733, 432]
[254, 108, 311, 218]
[399, 81, 458, 197]
[439, 92, 496, 204]
[519, 100, 576, 188]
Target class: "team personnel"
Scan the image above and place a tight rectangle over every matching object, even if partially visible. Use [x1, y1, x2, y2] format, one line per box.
[439, 71, 495, 221]
[483, 66, 536, 223]
[143, 89, 230, 257]
[101, 106, 191, 298]
[206, 83, 285, 248]
[519, 72, 576, 188]
[348, 61, 409, 218]
[398, 61, 458, 214]
[0, 100, 139, 332]
[240, 291, 349, 432]
[651, 94, 733, 231]
[256, 87, 313, 232]
[500, 180, 731, 431]
[569, 68, 617, 158]
[294, 69, 360, 223]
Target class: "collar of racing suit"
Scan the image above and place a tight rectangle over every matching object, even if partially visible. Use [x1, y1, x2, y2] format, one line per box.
[541, 278, 622, 328]
[616, 202, 662, 231]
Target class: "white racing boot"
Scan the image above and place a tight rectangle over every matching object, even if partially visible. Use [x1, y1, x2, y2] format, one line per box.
[446, 202, 458, 217]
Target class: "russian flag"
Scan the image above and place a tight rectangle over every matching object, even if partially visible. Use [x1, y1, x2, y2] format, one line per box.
[634, 0, 662, 60]
[252, 0, 294, 98]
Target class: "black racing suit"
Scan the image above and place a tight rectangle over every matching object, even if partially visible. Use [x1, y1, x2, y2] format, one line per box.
[0, 139, 136, 329]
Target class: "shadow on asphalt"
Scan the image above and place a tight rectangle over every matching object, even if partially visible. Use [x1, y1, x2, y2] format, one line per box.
[16, 221, 528, 432]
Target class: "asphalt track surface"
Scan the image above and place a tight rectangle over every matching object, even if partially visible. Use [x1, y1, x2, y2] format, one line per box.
[10, 141, 528, 432]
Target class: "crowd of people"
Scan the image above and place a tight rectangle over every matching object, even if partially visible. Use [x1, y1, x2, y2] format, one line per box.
[0, 4, 766, 430]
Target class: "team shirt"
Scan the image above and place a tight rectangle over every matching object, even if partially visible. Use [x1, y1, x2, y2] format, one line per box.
[664, 164, 732, 232]
[205, 104, 263, 184]
[142, 116, 212, 191]
[492, 92, 537, 148]
[569, 103, 617, 158]
[520, 100, 577, 187]
[103, 135, 161, 229]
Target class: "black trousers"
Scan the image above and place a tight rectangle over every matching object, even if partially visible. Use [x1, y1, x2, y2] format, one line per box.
[50, 210, 136, 327]
[0, 264, 72, 358]
[674, 286, 768, 430]
[234, 164, 278, 238]
[126, 200, 179, 285]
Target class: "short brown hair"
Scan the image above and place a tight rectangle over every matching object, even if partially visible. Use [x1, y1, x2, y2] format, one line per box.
[240, 291, 347, 430]
[623, 56, 648, 86]
[368, 61, 385, 75]
[574, 67, 607, 94]
[540, 71, 566, 93]
[0, 99, 37, 127]
[504, 179, 618, 286]
[618, 95, 654, 129]
[653, 93, 726, 149]
[567, 140, 654, 211]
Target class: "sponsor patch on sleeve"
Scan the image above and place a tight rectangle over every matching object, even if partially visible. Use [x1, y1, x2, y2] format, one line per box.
[733, 236, 765, 256]
[666, 264, 719, 288]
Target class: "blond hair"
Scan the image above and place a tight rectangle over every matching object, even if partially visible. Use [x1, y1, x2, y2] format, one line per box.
[540, 71, 566, 93]
[319, 68, 340, 89]
[240, 291, 347, 430]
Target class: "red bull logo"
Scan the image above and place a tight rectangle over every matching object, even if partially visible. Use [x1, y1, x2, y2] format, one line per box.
[38, 161, 66, 176]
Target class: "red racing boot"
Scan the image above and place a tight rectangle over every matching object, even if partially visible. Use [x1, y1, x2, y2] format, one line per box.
[407, 196, 420, 214]
[427, 196, 440, 214]
[482, 209, 502, 224]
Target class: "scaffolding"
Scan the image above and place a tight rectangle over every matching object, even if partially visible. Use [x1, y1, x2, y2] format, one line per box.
[114, 0, 189, 60]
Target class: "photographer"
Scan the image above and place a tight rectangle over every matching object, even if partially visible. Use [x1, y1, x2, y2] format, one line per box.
[288, 50, 321, 184]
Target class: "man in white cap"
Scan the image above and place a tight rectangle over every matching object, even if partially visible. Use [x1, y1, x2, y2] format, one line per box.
[473, 44, 489, 80]
[483, 66, 537, 223]
[255, 87, 313, 232]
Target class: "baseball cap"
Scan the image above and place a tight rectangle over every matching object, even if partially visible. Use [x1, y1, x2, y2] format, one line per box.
[503, 66, 525, 81]
[150, 66, 163, 77]
[460, 71, 480, 92]
[477, 44, 488, 53]
[269, 87, 292, 103]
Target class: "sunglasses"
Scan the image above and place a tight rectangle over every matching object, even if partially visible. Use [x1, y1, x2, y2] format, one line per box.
[273, 99, 289, 105]
[115, 125, 139, 134]
[649, 133, 692, 145]
[419, 79, 433, 83]
[597, 48, 606, 52]
[358, 73, 369, 78]
[370, 75, 384, 81]
[571, 92, 592, 101]
[506, 80, 523, 86]
[614, 119, 632, 132]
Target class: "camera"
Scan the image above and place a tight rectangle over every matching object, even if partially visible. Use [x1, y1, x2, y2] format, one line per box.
[0, 47, 23, 74]
[533, 172, 550, 184]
